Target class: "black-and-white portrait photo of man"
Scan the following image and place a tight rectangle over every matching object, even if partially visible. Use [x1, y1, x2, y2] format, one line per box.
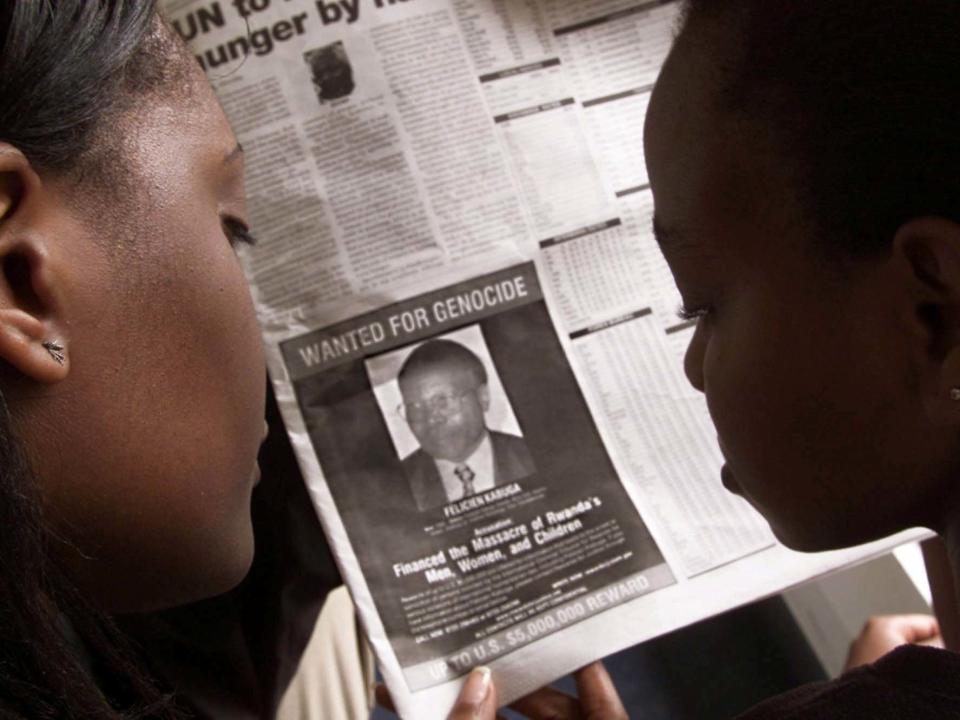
[395, 339, 535, 511]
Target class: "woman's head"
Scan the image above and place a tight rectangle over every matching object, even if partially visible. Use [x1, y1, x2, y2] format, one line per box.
[0, 2, 265, 613]
[645, 0, 960, 551]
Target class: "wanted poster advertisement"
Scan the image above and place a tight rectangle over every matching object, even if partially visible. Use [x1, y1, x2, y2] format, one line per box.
[281, 263, 673, 690]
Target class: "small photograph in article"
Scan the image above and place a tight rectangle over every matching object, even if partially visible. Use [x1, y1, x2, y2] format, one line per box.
[283, 263, 675, 691]
[303, 41, 355, 103]
[368, 326, 536, 513]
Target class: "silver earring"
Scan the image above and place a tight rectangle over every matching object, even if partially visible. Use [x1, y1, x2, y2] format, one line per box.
[42, 340, 65, 365]
[950, 388, 960, 402]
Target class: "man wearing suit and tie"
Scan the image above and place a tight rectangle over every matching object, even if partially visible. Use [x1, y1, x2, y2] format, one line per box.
[397, 339, 535, 512]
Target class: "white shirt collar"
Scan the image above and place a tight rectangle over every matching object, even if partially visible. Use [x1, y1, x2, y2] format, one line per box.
[435, 432, 494, 502]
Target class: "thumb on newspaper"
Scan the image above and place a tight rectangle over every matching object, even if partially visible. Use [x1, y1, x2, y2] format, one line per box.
[448, 666, 497, 720]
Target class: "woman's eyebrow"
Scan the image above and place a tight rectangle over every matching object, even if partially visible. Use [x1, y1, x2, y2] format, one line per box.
[652, 215, 710, 258]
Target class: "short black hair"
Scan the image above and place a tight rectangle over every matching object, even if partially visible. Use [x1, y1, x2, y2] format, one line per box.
[398, 339, 488, 389]
[680, 0, 960, 256]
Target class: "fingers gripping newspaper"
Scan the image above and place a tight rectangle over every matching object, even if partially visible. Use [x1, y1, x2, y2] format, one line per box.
[163, 0, 926, 716]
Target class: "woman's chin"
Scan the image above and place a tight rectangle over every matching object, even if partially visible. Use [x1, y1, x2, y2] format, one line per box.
[99, 520, 255, 615]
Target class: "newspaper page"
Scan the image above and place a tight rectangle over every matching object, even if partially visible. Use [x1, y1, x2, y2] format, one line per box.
[161, 0, 928, 716]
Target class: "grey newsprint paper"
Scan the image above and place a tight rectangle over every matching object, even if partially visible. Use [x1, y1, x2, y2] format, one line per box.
[163, 0, 928, 716]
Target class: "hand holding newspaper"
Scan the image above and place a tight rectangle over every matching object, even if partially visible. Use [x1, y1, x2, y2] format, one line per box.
[162, 0, 925, 716]
[427, 662, 627, 719]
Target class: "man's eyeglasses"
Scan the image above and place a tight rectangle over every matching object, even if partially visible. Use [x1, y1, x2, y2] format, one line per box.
[397, 390, 474, 421]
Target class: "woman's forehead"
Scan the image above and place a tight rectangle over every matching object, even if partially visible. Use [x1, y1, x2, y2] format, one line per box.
[647, 45, 805, 259]
[120, 75, 236, 195]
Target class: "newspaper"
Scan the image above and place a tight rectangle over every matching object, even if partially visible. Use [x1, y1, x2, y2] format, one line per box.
[162, 0, 927, 716]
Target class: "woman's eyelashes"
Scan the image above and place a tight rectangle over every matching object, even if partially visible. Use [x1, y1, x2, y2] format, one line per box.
[222, 218, 258, 249]
[677, 303, 711, 322]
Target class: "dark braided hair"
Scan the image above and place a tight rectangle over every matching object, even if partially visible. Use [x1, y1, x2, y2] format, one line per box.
[679, 0, 960, 258]
[0, 3, 190, 717]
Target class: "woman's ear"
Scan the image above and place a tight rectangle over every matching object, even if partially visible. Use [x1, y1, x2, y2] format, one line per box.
[0, 145, 69, 384]
[894, 217, 960, 423]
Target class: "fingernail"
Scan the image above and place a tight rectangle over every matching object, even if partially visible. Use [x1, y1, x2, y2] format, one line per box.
[462, 666, 492, 706]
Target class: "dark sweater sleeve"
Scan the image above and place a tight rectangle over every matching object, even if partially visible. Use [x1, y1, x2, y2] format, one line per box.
[118, 380, 342, 720]
[734, 646, 960, 720]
